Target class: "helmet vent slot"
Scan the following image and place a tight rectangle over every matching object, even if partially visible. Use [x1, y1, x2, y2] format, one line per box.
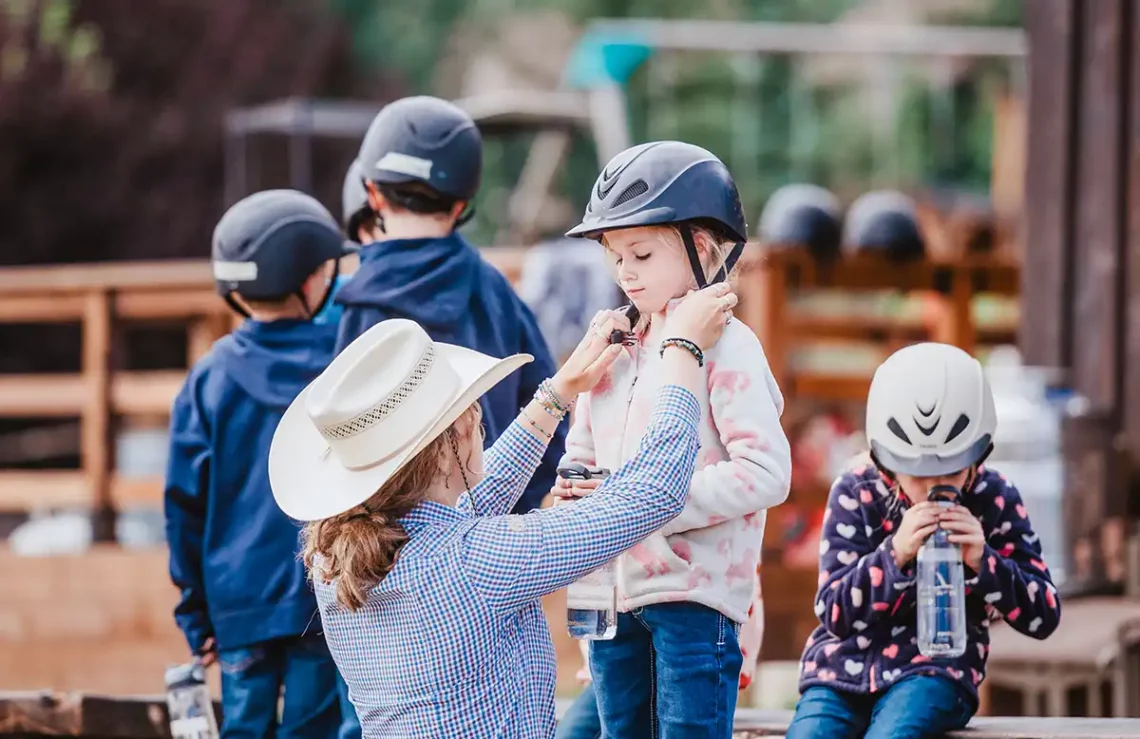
[944, 414, 971, 444]
[887, 418, 912, 445]
[612, 179, 649, 207]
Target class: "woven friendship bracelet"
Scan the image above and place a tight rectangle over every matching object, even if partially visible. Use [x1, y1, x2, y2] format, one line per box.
[518, 407, 553, 440]
[659, 337, 704, 367]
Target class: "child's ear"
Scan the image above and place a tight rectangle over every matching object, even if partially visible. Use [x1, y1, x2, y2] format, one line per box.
[365, 181, 386, 213]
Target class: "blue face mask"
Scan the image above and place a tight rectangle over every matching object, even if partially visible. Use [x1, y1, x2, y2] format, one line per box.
[312, 271, 349, 325]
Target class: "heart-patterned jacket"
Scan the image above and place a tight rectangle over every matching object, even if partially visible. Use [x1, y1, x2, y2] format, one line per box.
[797, 465, 1061, 704]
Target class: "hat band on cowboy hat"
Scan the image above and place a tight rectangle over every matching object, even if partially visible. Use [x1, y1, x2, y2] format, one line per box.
[269, 319, 533, 522]
[314, 342, 461, 470]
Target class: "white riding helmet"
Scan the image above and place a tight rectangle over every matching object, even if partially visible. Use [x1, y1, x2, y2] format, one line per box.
[866, 342, 996, 477]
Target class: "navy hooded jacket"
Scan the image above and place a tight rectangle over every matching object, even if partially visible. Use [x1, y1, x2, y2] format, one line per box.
[164, 319, 337, 652]
[334, 233, 564, 513]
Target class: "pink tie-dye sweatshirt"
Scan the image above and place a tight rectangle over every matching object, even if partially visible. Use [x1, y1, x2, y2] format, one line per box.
[560, 310, 792, 623]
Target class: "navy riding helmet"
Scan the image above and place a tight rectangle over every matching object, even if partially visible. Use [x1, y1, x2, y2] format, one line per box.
[212, 189, 353, 319]
[566, 141, 748, 336]
[357, 95, 482, 204]
[566, 141, 747, 287]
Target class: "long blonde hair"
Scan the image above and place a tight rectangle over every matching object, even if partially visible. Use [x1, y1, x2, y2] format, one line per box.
[300, 404, 481, 611]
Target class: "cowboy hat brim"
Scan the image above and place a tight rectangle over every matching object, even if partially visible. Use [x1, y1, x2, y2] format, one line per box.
[269, 343, 533, 522]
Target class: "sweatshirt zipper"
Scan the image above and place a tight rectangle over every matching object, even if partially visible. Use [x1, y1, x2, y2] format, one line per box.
[614, 344, 641, 605]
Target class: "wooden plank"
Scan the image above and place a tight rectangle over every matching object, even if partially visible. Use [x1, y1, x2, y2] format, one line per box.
[0, 295, 86, 323]
[1070, 0, 1128, 412]
[111, 371, 185, 416]
[791, 374, 872, 403]
[1020, 0, 1078, 368]
[0, 248, 524, 298]
[114, 290, 225, 320]
[0, 372, 183, 418]
[0, 472, 163, 511]
[0, 260, 215, 295]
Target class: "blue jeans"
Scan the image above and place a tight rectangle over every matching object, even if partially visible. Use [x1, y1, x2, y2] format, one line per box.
[590, 603, 743, 739]
[786, 676, 974, 739]
[217, 633, 342, 739]
[557, 682, 601, 739]
[334, 671, 361, 739]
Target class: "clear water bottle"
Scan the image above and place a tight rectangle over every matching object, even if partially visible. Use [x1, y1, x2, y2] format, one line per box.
[917, 484, 967, 658]
[558, 463, 618, 640]
[164, 662, 220, 739]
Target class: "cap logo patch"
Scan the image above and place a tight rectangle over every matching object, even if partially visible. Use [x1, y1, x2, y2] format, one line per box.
[376, 152, 433, 180]
[213, 261, 258, 282]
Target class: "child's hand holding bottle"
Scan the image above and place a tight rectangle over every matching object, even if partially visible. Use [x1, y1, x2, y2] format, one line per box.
[890, 501, 942, 567]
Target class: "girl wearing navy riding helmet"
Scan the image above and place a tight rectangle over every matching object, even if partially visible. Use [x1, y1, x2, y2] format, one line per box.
[555, 141, 792, 739]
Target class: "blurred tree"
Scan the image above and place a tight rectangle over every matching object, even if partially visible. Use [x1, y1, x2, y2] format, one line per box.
[0, 0, 393, 266]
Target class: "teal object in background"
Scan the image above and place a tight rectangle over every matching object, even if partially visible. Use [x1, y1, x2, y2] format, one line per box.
[313, 273, 350, 326]
[563, 29, 653, 89]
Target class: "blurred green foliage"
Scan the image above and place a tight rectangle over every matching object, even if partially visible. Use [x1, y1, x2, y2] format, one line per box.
[330, 0, 1022, 244]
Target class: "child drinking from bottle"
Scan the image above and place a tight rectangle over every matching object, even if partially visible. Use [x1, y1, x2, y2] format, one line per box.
[786, 343, 1062, 739]
[554, 141, 792, 738]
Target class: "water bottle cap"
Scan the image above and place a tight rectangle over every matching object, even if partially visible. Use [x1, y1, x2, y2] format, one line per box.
[926, 484, 961, 504]
[164, 662, 206, 690]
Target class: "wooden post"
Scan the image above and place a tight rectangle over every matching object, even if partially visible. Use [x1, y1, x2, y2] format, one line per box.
[82, 289, 115, 542]
[1123, 0, 1140, 461]
[1071, 0, 1129, 415]
[187, 313, 230, 364]
[949, 266, 976, 356]
[1020, 0, 1079, 370]
[756, 255, 789, 393]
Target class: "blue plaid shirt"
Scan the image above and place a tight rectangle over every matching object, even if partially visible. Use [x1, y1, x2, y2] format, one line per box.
[315, 385, 701, 738]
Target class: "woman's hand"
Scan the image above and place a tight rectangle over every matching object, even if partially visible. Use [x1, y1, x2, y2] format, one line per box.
[938, 505, 986, 572]
[195, 636, 217, 667]
[890, 501, 942, 567]
[663, 283, 738, 350]
[550, 477, 604, 500]
[548, 310, 628, 399]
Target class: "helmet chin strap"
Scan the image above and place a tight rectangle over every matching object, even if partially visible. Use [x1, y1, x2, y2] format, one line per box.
[224, 294, 251, 320]
[679, 224, 746, 288]
[454, 203, 476, 229]
[608, 225, 746, 346]
[306, 260, 341, 320]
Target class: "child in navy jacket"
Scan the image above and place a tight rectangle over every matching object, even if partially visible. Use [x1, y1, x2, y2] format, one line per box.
[334, 98, 564, 516]
[164, 190, 352, 739]
[787, 343, 1061, 739]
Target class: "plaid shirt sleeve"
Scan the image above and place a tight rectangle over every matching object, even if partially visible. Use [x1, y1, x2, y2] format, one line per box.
[467, 420, 548, 517]
[460, 385, 701, 613]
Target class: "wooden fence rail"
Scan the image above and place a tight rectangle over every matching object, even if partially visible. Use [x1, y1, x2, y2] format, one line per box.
[0, 249, 1016, 532]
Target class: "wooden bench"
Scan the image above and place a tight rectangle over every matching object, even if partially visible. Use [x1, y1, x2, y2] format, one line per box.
[4, 694, 1140, 739]
[730, 709, 1140, 737]
[983, 597, 1140, 717]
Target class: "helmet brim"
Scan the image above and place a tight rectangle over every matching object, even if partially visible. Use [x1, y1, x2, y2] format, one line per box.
[565, 206, 680, 240]
[870, 436, 992, 477]
[565, 208, 750, 243]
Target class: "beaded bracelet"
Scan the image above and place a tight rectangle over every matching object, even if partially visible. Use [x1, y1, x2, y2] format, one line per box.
[532, 389, 565, 420]
[536, 379, 572, 418]
[660, 337, 704, 367]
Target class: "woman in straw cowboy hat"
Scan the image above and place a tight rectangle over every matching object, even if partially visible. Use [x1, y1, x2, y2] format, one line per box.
[269, 281, 737, 738]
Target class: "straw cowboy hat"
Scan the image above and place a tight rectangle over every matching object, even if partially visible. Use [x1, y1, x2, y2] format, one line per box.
[270, 319, 532, 521]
